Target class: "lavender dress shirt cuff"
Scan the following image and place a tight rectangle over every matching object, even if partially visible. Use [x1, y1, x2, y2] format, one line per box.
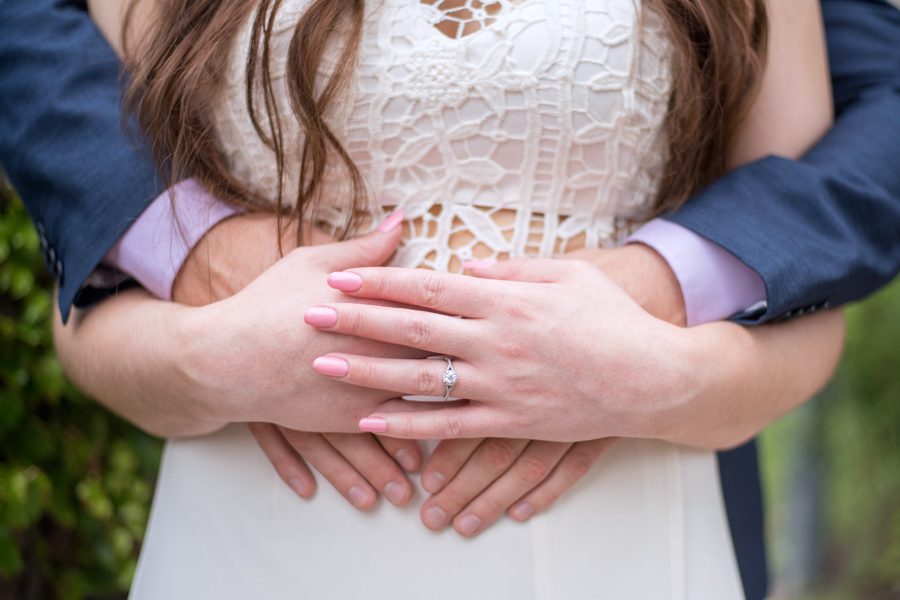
[627, 219, 767, 326]
[102, 179, 241, 300]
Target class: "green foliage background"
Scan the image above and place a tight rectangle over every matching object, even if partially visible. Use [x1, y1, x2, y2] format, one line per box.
[1, 191, 161, 600]
[1, 189, 898, 598]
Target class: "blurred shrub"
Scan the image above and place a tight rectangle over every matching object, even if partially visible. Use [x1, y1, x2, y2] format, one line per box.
[0, 190, 162, 600]
[762, 277, 900, 599]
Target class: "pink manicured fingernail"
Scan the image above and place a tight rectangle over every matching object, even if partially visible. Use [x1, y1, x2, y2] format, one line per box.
[422, 471, 446, 494]
[457, 514, 482, 536]
[423, 506, 448, 530]
[348, 486, 370, 509]
[327, 271, 363, 292]
[461, 258, 496, 270]
[510, 502, 535, 521]
[395, 448, 418, 472]
[312, 356, 349, 377]
[304, 307, 338, 328]
[378, 208, 405, 233]
[359, 417, 388, 433]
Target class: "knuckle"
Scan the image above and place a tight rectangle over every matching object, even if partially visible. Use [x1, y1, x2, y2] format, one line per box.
[399, 418, 417, 440]
[341, 307, 365, 335]
[495, 338, 529, 360]
[414, 366, 440, 396]
[514, 453, 552, 485]
[437, 487, 469, 512]
[441, 414, 464, 439]
[474, 495, 505, 518]
[417, 272, 446, 308]
[282, 429, 313, 453]
[404, 314, 432, 347]
[481, 439, 518, 470]
[495, 296, 533, 321]
[354, 359, 379, 385]
[565, 451, 595, 480]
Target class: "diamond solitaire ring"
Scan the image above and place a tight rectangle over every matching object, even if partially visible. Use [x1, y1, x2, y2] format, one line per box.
[441, 357, 458, 401]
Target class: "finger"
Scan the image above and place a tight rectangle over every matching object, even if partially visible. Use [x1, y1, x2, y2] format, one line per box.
[279, 428, 378, 511]
[462, 257, 570, 283]
[309, 208, 405, 271]
[326, 266, 514, 318]
[248, 423, 316, 499]
[420, 438, 485, 493]
[507, 438, 617, 521]
[303, 303, 474, 356]
[420, 439, 529, 531]
[323, 432, 415, 507]
[375, 436, 423, 473]
[358, 406, 503, 440]
[312, 354, 484, 399]
[451, 441, 572, 537]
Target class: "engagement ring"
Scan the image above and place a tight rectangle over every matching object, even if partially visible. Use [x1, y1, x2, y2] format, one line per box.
[442, 356, 458, 402]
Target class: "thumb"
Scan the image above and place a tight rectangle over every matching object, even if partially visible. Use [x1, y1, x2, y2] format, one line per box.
[317, 209, 405, 271]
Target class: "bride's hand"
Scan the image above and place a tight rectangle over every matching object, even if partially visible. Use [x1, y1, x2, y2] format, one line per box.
[303, 257, 689, 441]
[170, 209, 424, 509]
[416, 437, 615, 536]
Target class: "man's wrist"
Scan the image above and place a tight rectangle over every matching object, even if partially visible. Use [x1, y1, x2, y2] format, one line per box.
[572, 244, 687, 326]
[172, 302, 237, 428]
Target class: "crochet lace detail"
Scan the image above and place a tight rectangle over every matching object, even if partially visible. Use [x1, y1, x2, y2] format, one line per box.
[213, 0, 673, 269]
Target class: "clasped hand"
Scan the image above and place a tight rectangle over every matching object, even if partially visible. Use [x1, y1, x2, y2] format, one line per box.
[188, 213, 682, 538]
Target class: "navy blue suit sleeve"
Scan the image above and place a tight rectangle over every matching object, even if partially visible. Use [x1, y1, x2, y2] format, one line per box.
[0, 0, 162, 322]
[666, 0, 900, 324]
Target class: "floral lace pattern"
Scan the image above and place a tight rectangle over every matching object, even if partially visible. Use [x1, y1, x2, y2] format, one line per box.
[213, 0, 673, 270]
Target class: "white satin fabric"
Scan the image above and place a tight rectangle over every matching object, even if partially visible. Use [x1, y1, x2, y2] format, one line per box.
[130, 1, 745, 597]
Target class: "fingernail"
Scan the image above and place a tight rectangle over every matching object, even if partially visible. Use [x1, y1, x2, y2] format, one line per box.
[384, 481, 408, 506]
[395, 448, 418, 472]
[312, 356, 349, 377]
[422, 471, 446, 494]
[378, 208, 405, 233]
[423, 506, 448, 530]
[510, 502, 535, 521]
[461, 258, 496, 270]
[348, 486, 370, 509]
[457, 514, 482, 536]
[304, 306, 338, 328]
[288, 477, 311, 498]
[359, 417, 388, 433]
[327, 271, 364, 292]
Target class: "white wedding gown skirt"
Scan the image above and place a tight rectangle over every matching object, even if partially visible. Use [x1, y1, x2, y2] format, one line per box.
[130, 427, 743, 599]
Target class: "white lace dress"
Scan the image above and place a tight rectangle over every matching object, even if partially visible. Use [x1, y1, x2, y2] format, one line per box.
[130, 1, 745, 598]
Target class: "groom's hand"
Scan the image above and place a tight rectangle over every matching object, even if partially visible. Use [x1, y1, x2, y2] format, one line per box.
[414, 245, 685, 535]
[173, 210, 423, 509]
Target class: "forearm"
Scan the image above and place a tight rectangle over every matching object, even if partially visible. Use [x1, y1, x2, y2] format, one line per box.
[653, 308, 845, 449]
[52, 288, 224, 438]
[573, 244, 845, 449]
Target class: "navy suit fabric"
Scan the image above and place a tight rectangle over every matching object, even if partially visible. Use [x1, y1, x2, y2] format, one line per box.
[0, 0, 162, 321]
[668, 0, 900, 326]
[1, 1, 899, 599]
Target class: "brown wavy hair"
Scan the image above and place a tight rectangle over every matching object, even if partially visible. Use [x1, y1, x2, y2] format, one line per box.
[122, 0, 767, 243]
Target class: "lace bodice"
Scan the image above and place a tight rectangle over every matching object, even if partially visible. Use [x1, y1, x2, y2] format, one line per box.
[214, 0, 673, 269]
